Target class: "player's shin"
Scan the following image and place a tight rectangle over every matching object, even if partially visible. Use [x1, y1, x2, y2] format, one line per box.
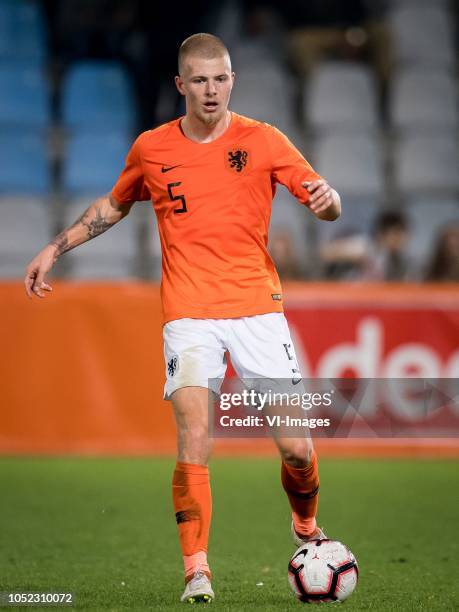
[281, 450, 319, 538]
[172, 461, 212, 582]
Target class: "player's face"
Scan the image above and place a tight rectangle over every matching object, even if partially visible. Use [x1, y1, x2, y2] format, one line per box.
[176, 54, 234, 126]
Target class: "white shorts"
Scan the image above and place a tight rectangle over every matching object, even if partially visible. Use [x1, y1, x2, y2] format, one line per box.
[163, 313, 301, 400]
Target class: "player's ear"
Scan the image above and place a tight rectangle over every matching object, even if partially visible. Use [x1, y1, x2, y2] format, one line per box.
[175, 75, 185, 96]
[228, 72, 235, 94]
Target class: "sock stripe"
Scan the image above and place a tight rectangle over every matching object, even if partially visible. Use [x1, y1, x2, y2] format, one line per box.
[175, 509, 200, 524]
[284, 484, 319, 500]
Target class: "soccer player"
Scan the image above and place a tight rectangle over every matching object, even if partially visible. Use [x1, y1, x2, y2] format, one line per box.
[25, 33, 341, 604]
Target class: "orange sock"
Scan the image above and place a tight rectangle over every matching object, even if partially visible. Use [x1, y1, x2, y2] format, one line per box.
[281, 451, 319, 538]
[172, 461, 212, 581]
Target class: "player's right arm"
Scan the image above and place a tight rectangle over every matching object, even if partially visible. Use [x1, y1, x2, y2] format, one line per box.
[24, 194, 132, 298]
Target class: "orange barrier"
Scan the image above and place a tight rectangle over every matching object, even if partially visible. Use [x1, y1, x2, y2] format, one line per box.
[1, 282, 458, 457]
[1, 282, 171, 455]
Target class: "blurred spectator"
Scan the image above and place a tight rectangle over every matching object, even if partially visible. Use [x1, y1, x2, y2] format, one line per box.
[269, 229, 303, 280]
[425, 224, 459, 282]
[319, 211, 416, 281]
[319, 228, 370, 280]
[365, 210, 415, 281]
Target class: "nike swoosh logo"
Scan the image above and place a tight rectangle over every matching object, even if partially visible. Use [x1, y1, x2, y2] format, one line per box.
[161, 164, 181, 173]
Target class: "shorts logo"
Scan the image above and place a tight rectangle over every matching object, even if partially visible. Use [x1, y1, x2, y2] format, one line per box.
[225, 147, 249, 173]
[272, 293, 282, 301]
[167, 356, 178, 377]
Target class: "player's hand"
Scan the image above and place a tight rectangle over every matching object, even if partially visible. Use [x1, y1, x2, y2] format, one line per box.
[302, 179, 334, 215]
[24, 245, 57, 299]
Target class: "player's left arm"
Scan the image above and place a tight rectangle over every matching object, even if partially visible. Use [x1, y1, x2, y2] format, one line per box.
[302, 179, 341, 221]
[265, 125, 341, 221]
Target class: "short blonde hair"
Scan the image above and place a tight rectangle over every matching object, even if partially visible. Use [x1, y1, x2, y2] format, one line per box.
[178, 33, 230, 75]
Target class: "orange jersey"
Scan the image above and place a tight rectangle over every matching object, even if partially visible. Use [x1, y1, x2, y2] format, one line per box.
[111, 113, 322, 323]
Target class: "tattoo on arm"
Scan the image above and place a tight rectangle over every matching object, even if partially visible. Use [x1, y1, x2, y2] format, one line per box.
[50, 204, 118, 257]
[51, 233, 70, 256]
[85, 208, 114, 238]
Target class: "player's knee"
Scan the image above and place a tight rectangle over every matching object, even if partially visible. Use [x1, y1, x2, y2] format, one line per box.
[178, 424, 211, 464]
[188, 423, 209, 445]
[281, 441, 313, 467]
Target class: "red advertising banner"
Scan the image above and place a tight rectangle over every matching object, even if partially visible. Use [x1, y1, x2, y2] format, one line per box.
[283, 285, 459, 440]
[284, 285, 459, 379]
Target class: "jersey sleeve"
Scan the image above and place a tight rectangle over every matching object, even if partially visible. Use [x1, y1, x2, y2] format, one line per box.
[111, 135, 151, 203]
[266, 125, 323, 205]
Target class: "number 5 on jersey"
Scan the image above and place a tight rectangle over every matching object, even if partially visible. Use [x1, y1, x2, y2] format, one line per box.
[167, 182, 187, 214]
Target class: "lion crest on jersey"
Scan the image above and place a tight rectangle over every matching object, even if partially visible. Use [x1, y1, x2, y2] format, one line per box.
[225, 147, 249, 173]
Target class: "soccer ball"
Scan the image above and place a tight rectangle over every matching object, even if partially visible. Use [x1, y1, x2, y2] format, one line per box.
[288, 539, 358, 603]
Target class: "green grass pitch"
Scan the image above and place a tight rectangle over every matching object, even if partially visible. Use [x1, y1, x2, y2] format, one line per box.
[0, 457, 458, 611]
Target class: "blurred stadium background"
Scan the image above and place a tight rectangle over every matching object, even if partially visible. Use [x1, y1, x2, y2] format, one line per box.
[0, 0, 458, 457]
[1, 0, 459, 281]
[1, 2, 458, 609]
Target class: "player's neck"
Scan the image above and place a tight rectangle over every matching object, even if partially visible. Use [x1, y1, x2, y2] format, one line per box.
[181, 111, 232, 144]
